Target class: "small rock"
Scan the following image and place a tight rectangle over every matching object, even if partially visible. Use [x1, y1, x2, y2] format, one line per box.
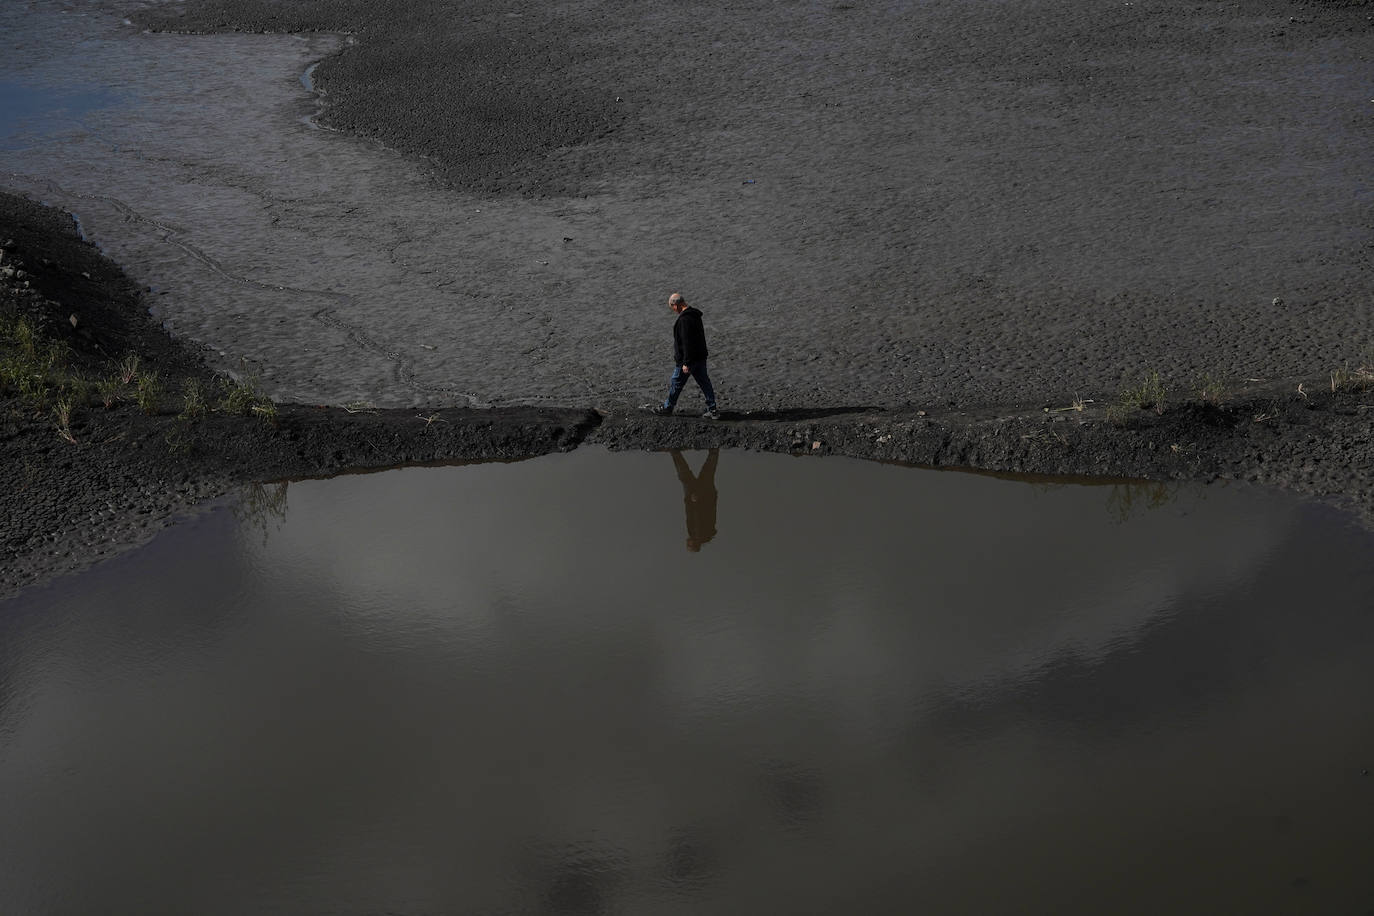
[69, 314, 78, 329]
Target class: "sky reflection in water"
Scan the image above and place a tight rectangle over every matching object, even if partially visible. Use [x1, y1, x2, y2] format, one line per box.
[1, 448, 1372, 915]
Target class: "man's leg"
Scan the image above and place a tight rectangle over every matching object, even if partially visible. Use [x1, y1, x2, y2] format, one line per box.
[662, 365, 689, 410]
[689, 361, 717, 410]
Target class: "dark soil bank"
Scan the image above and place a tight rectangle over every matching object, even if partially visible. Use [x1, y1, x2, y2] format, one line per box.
[3, 194, 1371, 598]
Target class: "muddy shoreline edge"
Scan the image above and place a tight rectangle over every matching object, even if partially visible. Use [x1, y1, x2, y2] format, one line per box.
[3, 194, 1372, 599]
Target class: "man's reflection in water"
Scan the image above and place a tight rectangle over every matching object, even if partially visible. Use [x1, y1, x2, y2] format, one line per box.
[671, 449, 719, 552]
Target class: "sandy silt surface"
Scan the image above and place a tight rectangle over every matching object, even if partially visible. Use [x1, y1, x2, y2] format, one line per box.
[130, 0, 1373, 411]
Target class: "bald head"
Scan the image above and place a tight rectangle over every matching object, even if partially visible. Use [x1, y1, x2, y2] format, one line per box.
[668, 292, 687, 313]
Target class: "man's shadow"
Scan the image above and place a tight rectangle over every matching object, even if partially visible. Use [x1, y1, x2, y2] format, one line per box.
[671, 449, 719, 553]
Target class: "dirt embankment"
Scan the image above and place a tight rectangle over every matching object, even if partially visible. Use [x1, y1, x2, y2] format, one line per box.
[3, 194, 1371, 599]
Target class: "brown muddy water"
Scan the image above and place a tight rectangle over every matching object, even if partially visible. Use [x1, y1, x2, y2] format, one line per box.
[2, 448, 1373, 914]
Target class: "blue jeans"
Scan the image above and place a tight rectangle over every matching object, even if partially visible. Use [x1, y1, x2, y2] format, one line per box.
[663, 361, 716, 410]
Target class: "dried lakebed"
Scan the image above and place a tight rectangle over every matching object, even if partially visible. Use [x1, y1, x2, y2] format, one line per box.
[3, 0, 1371, 412]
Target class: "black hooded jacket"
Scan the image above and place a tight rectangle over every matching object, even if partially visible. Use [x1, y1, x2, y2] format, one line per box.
[672, 307, 709, 365]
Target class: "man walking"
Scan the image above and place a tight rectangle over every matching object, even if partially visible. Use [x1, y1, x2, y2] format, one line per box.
[650, 292, 720, 419]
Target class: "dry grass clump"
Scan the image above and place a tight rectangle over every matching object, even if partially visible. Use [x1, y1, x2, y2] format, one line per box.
[52, 396, 77, 444]
[179, 377, 208, 420]
[2, 310, 90, 421]
[1106, 371, 1167, 426]
[117, 354, 140, 385]
[216, 372, 277, 424]
[1192, 372, 1232, 405]
[135, 370, 162, 414]
[1330, 364, 1373, 393]
[4, 302, 285, 445]
[97, 376, 122, 408]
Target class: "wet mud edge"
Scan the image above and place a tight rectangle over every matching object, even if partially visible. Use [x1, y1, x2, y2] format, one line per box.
[3, 194, 1372, 598]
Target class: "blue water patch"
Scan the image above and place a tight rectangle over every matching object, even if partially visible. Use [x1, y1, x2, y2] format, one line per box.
[0, 81, 122, 146]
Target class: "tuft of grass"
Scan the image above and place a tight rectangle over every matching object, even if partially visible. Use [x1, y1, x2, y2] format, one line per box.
[17, 370, 49, 409]
[0, 359, 25, 397]
[218, 372, 276, 424]
[179, 377, 208, 420]
[1049, 394, 1092, 413]
[12, 315, 39, 361]
[52, 397, 77, 444]
[135, 370, 162, 414]
[65, 375, 91, 408]
[1106, 371, 1167, 426]
[1193, 372, 1232, 405]
[1119, 370, 1167, 411]
[1331, 365, 1373, 393]
[0, 315, 57, 407]
[41, 338, 69, 371]
[97, 375, 123, 408]
[118, 354, 141, 385]
[218, 374, 260, 415]
[1104, 403, 1131, 427]
[251, 400, 278, 426]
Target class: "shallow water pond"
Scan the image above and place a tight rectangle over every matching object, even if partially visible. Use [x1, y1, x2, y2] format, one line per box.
[2, 448, 1373, 914]
[0, 80, 123, 153]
